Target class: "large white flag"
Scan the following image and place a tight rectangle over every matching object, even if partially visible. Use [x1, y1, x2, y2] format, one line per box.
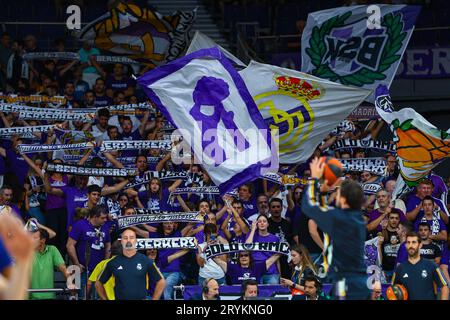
[186, 31, 246, 67]
[137, 48, 277, 194]
[239, 61, 371, 163]
[301, 5, 420, 102]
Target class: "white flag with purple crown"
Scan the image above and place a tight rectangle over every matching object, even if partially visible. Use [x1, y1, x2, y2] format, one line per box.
[137, 47, 277, 194]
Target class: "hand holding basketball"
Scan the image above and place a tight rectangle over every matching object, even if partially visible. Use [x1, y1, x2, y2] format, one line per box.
[310, 157, 325, 180]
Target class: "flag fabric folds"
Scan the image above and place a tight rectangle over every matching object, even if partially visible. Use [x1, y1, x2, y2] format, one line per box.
[239, 61, 371, 163]
[137, 47, 277, 194]
[375, 85, 450, 197]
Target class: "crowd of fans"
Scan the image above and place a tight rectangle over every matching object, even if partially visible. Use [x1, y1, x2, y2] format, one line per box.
[0, 31, 449, 301]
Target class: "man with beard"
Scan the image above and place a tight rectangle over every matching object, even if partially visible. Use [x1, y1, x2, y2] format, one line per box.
[96, 228, 165, 300]
[377, 211, 402, 281]
[392, 232, 448, 300]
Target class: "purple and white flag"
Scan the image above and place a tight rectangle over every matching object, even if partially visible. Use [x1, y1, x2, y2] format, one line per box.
[138, 47, 277, 194]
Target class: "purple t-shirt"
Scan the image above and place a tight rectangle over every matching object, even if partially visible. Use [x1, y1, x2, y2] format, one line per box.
[94, 94, 113, 108]
[60, 186, 88, 228]
[227, 261, 267, 284]
[45, 175, 69, 210]
[5, 149, 29, 185]
[69, 219, 111, 271]
[368, 208, 406, 233]
[406, 194, 448, 221]
[246, 232, 279, 275]
[105, 75, 135, 91]
[150, 231, 182, 273]
[119, 129, 141, 157]
[395, 242, 407, 265]
[413, 214, 447, 235]
[241, 198, 258, 219]
[441, 247, 450, 266]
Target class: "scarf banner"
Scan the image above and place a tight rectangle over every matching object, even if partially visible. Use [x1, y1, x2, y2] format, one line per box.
[100, 140, 172, 152]
[77, 1, 196, 69]
[18, 109, 94, 121]
[123, 171, 203, 189]
[46, 163, 137, 177]
[117, 213, 203, 228]
[362, 183, 383, 195]
[341, 158, 387, 176]
[0, 125, 54, 137]
[170, 186, 220, 195]
[17, 142, 95, 154]
[138, 47, 277, 195]
[23, 52, 140, 65]
[204, 242, 290, 259]
[101, 102, 156, 116]
[23, 52, 79, 61]
[261, 172, 282, 185]
[348, 105, 381, 121]
[0, 94, 66, 105]
[135, 237, 197, 250]
[330, 138, 396, 153]
[301, 5, 420, 102]
[281, 175, 309, 187]
[62, 154, 164, 164]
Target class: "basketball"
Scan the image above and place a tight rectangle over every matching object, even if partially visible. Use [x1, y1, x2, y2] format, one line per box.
[386, 284, 408, 300]
[321, 156, 343, 186]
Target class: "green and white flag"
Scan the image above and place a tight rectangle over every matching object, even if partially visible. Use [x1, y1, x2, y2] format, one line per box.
[301, 5, 420, 102]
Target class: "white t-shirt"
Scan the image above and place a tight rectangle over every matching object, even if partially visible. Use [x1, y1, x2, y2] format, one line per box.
[88, 176, 104, 188]
[198, 242, 225, 279]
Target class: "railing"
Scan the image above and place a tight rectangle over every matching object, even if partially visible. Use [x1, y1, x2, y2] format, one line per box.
[27, 288, 79, 300]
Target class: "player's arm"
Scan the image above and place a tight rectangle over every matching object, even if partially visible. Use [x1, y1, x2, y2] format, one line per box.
[301, 179, 333, 234]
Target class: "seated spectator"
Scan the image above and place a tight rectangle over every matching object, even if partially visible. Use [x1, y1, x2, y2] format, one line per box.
[239, 279, 259, 300]
[280, 244, 317, 296]
[291, 275, 330, 300]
